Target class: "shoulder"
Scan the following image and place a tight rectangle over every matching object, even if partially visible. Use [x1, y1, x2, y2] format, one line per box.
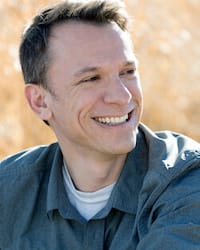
[139, 123, 200, 171]
[137, 123, 200, 203]
[0, 142, 60, 176]
[137, 125, 200, 235]
[139, 123, 200, 152]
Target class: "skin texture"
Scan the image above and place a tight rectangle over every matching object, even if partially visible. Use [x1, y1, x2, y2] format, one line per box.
[25, 21, 143, 191]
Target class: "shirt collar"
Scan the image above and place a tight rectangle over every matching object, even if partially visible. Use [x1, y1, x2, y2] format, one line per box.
[94, 129, 148, 218]
[46, 145, 63, 219]
[46, 128, 148, 220]
[46, 145, 85, 222]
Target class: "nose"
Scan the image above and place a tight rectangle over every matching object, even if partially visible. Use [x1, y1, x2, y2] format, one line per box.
[103, 77, 132, 105]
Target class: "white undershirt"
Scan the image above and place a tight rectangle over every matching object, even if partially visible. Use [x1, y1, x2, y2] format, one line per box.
[62, 162, 116, 221]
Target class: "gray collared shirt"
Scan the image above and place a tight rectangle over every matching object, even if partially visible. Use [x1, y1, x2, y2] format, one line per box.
[0, 124, 200, 249]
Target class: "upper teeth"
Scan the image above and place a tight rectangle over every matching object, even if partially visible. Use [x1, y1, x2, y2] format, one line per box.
[95, 114, 128, 125]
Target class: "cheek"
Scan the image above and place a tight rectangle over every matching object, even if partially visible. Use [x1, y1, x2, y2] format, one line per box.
[136, 83, 143, 100]
[76, 86, 103, 106]
[51, 86, 104, 124]
[128, 78, 143, 100]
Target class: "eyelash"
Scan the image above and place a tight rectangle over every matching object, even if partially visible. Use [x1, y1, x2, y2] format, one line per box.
[120, 68, 136, 76]
[81, 75, 100, 83]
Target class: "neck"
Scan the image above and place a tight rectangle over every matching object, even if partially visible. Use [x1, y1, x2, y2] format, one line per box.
[62, 148, 127, 192]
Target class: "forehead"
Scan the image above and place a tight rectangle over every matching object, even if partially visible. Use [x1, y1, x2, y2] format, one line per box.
[50, 20, 132, 45]
[48, 21, 135, 71]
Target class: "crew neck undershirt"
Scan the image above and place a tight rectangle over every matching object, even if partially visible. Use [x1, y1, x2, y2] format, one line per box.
[62, 162, 116, 221]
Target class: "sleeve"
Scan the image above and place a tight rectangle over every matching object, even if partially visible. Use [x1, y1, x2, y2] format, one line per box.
[137, 165, 200, 250]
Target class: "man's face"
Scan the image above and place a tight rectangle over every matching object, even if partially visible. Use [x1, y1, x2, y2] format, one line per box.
[45, 21, 143, 158]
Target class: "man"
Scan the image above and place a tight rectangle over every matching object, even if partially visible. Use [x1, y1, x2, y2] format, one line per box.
[0, 0, 200, 249]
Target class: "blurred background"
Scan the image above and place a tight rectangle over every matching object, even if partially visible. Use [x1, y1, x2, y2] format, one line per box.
[0, 0, 199, 158]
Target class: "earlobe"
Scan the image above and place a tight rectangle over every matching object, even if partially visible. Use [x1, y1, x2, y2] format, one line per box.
[24, 84, 52, 121]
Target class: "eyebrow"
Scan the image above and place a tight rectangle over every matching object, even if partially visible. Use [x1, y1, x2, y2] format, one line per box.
[74, 67, 99, 78]
[124, 60, 138, 67]
[74, 60, 138, 78]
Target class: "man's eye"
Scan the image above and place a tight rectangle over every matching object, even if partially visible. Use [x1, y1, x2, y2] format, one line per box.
[120, 68, 136, 76]
[82, 75, 100, 83]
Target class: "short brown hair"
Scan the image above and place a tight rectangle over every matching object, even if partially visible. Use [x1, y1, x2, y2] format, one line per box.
[19, 0, 130, 88]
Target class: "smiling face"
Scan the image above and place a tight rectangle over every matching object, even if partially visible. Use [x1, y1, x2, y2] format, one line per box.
[40, 21, 143, 159]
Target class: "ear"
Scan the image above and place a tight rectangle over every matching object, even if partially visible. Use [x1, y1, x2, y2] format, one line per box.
[24, 84, 52, 121]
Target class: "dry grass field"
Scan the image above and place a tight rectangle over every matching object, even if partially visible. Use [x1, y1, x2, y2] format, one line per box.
[0, 0, 199, 158]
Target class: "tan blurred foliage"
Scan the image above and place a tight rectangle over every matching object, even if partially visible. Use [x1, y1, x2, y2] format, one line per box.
[0, 0, 199, 159]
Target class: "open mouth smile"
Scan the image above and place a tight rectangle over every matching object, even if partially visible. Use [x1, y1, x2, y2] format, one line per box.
[93, 112, 132, 126]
